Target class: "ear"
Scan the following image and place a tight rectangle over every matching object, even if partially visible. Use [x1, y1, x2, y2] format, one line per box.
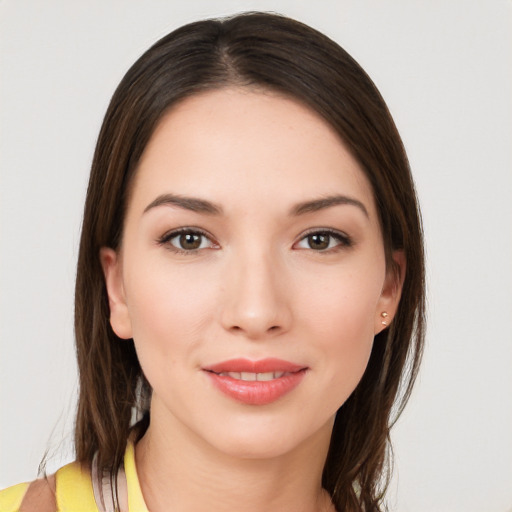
[374, 250, 406, 335]
[100, 247, 133, 339]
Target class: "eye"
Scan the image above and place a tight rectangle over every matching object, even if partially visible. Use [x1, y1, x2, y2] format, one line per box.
[295, 230, 352, 252]
[158, 228, 217, 253]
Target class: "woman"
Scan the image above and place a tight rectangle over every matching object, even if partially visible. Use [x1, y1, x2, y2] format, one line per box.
[0, 11, 425, 512]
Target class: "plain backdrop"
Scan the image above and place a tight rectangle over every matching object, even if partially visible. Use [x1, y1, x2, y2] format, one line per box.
[1, 1, 511, 511]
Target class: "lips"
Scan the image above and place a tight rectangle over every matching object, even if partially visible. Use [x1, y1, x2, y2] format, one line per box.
[203, 358, 307, 405]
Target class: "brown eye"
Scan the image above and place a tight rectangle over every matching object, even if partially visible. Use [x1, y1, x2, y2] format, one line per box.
[159, 229, 215, 253]
[295, 230, 352, 252]
[178, 233, 203, 250]
[307, 233, 330, 250]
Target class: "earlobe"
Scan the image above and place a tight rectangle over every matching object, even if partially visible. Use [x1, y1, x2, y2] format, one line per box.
[374, 250, 406, 335]
[99, 247, 133, 339]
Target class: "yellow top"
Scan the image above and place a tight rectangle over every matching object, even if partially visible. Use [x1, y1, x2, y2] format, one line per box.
[0, 443, 148, 512]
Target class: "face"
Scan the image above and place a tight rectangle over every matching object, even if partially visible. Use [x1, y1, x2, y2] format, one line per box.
[101, 88, 403, 459]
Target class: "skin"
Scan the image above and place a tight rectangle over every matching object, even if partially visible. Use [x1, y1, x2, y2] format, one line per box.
[101, 88, 404, 512]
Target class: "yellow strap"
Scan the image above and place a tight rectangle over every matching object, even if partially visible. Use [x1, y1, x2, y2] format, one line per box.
[55, 462, 98, 511]
[0, 482, 29, 512]
[124, 442, 149, 512]
[0, 443, 147, 512]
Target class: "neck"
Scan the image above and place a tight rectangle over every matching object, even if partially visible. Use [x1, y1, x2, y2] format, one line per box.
[135, 406, 335, 512]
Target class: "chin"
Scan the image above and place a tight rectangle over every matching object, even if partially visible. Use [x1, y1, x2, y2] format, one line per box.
[213, 432, 302, 460]
[200, 413, 335, 462]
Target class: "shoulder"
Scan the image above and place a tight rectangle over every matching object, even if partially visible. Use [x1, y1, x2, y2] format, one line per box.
[0, 476, 55, 512]
[0, 442, 144, 512]
[0, 481, 30, 512]
[0, 461, 97, 512]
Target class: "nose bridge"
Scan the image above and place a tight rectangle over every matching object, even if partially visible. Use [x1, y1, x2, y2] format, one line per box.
[220, 243, 291, 338]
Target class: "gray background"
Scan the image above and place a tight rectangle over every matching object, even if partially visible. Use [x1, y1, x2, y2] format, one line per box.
[1, 1, 511, 510]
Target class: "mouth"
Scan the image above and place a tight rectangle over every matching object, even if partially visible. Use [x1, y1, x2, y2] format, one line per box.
[214, 371, 290, 381]
[202, 358, 308, 405]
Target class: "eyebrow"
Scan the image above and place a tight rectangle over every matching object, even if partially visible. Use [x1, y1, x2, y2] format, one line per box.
[144, 194, 223, 215]
[143, 193, 369, 218]
[290, 195, 369, 218]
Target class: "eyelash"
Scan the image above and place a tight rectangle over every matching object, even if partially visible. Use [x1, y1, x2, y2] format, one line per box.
[157, 227, 217, 255]
[295, 228, 353, 253]
[157, 227, 353, 255]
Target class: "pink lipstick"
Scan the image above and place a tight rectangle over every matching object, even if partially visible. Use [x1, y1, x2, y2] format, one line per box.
[203, 358, 307, 405]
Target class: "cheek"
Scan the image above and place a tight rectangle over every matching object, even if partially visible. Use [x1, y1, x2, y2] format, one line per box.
[301, 259, 383, 335]
[298, 263, 384, 396]
[123, 260, 219, 373]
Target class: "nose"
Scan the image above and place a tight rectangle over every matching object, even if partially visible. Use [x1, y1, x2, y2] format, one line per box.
[220, 249, 292, 340]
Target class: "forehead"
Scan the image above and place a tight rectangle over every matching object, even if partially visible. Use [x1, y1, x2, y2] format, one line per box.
[130, 88, 376, 217]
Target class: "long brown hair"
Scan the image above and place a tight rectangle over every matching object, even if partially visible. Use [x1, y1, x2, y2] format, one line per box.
[74, 12, 425, 511]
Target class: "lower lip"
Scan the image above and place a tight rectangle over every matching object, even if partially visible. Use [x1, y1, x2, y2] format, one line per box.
[205, 370, 306, 405]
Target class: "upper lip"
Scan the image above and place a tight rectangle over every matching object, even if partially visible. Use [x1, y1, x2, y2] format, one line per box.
[203, 358, 306, 374]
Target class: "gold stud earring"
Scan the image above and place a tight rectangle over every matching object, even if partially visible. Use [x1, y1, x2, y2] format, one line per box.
[381, 311, 389, 327]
